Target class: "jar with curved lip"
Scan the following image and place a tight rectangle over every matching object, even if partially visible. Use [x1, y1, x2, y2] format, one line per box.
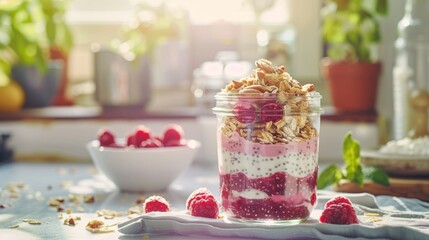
[213, 91, 322, 224]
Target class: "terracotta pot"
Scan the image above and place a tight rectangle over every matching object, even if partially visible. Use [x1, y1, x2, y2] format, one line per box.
[50, 47, 74, 106]
[322, 59, 382, 112]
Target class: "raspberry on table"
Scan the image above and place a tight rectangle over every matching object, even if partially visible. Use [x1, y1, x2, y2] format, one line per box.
[325, 195, 353, 209]
[189, 197, 219, 219]
[319, 202, 359, 225]
[186, 188, 213, 210]
[143, 195, 170, 213]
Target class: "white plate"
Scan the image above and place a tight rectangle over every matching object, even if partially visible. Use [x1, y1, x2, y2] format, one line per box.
[361, 150, 429, 177]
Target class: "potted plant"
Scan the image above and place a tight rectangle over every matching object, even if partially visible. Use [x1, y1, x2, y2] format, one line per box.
[39, 0, 74, 105]
[321, 0, 388, 112]
[93, 1, 183, 109]
[0, 0, 73, 109]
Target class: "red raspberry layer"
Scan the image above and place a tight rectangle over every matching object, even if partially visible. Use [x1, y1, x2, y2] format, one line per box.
[230, 197, 309, 220]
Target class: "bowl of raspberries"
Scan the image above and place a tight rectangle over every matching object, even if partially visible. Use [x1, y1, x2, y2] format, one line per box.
[87, 124, 201, 192]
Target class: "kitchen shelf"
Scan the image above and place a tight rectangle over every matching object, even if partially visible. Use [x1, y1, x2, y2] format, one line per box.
[0, 106, 377, 122]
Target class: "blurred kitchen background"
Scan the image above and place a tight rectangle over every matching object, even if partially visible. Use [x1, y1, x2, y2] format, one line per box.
[1, 0, 427, 163]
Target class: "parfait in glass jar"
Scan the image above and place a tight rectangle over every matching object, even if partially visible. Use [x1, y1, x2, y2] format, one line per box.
[213, 59, 322, 224]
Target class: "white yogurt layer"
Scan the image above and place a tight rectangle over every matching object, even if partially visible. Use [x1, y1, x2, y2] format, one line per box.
[219, 150, 318, 178]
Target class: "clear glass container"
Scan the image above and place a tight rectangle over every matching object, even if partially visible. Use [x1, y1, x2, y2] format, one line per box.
[213, 92, 322, 224]
[393, 0, 429, 140]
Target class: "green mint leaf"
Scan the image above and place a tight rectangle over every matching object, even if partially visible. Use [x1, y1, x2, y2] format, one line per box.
[363, 166, 390, 186]
[343, 132, 361, 167]
[346, 164, 364, 187]
[317, 164, 343, 189]
[343, 132, 363, 186]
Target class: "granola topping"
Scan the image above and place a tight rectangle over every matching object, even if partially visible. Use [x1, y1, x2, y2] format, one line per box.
[216, 59, 320, 145]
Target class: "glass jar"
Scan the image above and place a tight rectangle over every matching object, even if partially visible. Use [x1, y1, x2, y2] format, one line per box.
[393, 0, 429, 140]
[213, 92, 322, 224]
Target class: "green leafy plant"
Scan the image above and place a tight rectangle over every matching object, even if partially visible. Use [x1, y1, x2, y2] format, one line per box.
[39, 0, 73, 54]
[322, 0, 388, 62]
[112, 1, 184, 61]
[318, 132, 390, 189]
[0, 0, 73, 86]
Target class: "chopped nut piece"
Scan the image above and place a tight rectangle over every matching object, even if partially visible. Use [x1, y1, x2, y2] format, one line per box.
[9, 192, 19, 199]
[63, 216, 81, 226]
[48, 199, 61, 207]
[96, 209, 124, 219]
[85, 220, 116, 233]
[22, 219, 41, 225]
[56, 206, 64, 212]
[60, 180, 73, 189]
[64, 217, 76, 226]
[58, 213, 63, 219]
[364, 213, 380, 217]
[66, 208, 72, 214]
[135, 196, 146, 205]
[128, 205, 143, 215]
[84, 195, 95, 203]
[86, 219, 103, 229]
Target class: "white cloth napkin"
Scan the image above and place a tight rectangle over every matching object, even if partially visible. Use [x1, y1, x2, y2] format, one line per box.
[118, 191, 429, 240]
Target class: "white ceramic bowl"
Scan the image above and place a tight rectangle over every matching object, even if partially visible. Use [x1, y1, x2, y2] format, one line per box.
[86, 139, 201, 192]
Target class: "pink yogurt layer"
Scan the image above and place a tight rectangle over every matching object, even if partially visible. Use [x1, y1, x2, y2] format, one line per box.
[221, 132, 318, 158]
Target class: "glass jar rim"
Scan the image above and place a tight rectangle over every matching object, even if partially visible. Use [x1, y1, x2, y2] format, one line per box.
[214, 91, 322, 101]
[213, 91, 323, 116]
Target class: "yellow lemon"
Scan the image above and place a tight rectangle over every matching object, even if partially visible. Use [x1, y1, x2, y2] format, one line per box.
[0, 80, 25, 112]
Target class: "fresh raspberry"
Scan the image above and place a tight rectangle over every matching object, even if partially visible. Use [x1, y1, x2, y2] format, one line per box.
[141, 138, 163, 148]
[189, 197, 219, 218]
[135, 126, 151, 142]
[260, 102, 283, 123]
[126, 134, 137, 147]
[127, 126, 151, 147]
[97, 129, 115, 147]
[325, 196, 353, 209]
[319, 203, 359, 224]
[186, 188, 213, 210]
[162, 124, 184, 144]
[143, 195, 170, 213]
[232, 102, 256, 124]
